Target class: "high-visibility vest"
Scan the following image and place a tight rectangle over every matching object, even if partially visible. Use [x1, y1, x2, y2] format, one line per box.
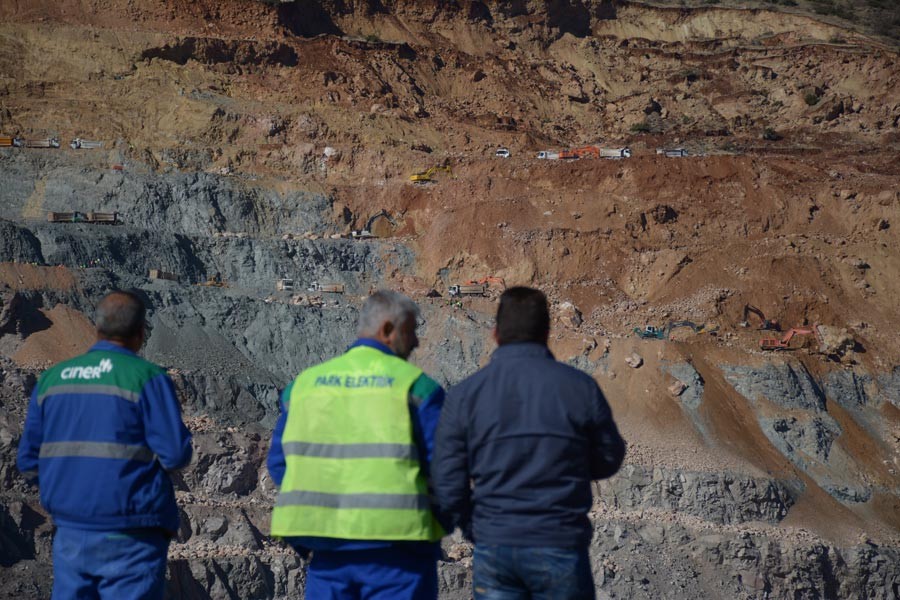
[271, 346, 444, 541]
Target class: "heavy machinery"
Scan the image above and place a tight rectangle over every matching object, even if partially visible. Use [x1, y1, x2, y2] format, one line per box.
[759, 326, 823, 351]
[351, 210, 397, 239]
[0, 136, 22, 147]
[149, 269, 178, 282]
[741, 304, 780, 331]
[448, 283, 487, 298]
[656, 148, 688, 157]
[85, 211, 120, 224]
[633, 325, 666, 339]
[560, 146, 601, 160]
[276, 278, 294, 291]
[197, 273, 227, 288]
[70, 138, 103, 149]
[633, 320, 718, 339]
[47, 211, 86, 223]
[600, 147, 632, 159]
[48, 211, 120, 224]
[409, 165, 453, 184]
[308, 282, 345, 294]
[450, 276, 505, 299]
[536, 151, 560, 159]
[23, 138, 60, 148]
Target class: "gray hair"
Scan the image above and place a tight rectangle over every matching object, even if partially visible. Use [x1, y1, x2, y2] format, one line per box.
[357, 290, 419, 337]
[95, 290, 146, 340]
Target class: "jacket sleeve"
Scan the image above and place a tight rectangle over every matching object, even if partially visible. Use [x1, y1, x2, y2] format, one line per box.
[588, 383, 626, 480]
[408, 373, 445, 475]
[17, 385, 42, 484]
[141, 373, 193, 471]
[432, 386, 472, 533]
[267, 383, 292, 488]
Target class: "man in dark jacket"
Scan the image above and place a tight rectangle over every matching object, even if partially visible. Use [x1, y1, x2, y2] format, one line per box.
[18, 290, 193, 599]
[433, 287, 625, 599]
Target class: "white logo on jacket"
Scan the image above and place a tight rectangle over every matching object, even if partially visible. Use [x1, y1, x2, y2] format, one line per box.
[61, 359, 114, 380]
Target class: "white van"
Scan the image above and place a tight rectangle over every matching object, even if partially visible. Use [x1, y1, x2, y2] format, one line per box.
[495, 148, 511, 158]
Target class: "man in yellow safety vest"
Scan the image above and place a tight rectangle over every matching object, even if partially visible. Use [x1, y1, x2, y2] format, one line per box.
[268, 290, 447, 599]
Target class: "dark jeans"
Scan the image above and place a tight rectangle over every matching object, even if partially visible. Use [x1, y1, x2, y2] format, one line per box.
[473, 544, 595, 600]
[52, 527, 169, 600]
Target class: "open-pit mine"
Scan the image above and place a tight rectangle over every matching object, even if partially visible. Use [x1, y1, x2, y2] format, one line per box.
[0, 1, 898, 598]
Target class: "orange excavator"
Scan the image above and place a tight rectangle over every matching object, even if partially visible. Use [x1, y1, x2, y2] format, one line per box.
[759, 326, 822, 351]
[741, 304, 780, 331]
[559, 146, 601, 160]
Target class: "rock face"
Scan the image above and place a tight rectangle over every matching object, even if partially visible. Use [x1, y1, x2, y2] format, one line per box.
[0, 0, 899, 598]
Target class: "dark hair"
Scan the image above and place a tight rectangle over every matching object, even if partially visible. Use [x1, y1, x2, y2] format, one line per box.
[95, 290, 146, 340]
[495, 287, 550, 345]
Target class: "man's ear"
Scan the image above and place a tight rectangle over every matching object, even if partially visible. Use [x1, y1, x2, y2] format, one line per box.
[381, 320, 395, 338]
[492, 327, 500, 345]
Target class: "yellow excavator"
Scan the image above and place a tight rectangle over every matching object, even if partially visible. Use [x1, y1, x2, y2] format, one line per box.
[409, 165, 453, 184]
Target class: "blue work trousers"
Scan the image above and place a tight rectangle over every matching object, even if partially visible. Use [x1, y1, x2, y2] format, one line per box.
[472, 544, 595, 600]
[305, 547, 438, 600]
[52, 527, 169, 600]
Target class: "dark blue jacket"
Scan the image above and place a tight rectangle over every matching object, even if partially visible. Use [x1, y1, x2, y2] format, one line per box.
[433, 342, 625, 548]
[17, 341, 192, 533]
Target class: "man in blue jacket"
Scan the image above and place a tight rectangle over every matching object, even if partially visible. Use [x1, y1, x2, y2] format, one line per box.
[18, 290, 192, 599]
[433, 287, 626, 600]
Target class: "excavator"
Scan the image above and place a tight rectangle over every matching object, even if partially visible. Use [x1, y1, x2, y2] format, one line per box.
[409, 165, 453, 184]
[759, 326, 822, 351]
[741, 304, 780, 331]
[196, 272, 228, 288]
[351, 210, 398, 239]
[633, 320, 718, 340]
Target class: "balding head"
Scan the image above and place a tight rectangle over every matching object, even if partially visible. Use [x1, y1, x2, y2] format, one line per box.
[95, 290, 146, 350]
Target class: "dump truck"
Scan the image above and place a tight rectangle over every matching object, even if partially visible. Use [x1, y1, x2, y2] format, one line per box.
[149, 269, 179, 282]
[448, 283, 487, 298]
[70, 138, 103, 149]
[656, 148, 687, 157]
[0, 136, 21, 147]
[560, 146, 601, 160]
[600, 147, 632, 159]
[536, 151, 560, 160]
[276, 278, 294, 291]
[23, 138, 60, 148]
[47, 211, 86, 223]
[86, 211, 120, 224]
[309, 282, 345, 294]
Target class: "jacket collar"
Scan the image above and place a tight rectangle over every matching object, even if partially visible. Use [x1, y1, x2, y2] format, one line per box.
[491, 342, 554, 361]
[349, 338, 395, 356]
[89, 340, 138, 356]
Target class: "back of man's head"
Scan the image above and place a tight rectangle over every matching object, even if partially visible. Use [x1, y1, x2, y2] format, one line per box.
[357, 290, 419, 337]
[95, 290, 146, 342]
[495, 287, 550, 346]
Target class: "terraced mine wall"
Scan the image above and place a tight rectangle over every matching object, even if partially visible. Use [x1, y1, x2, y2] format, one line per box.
[1, 152, 898, 599]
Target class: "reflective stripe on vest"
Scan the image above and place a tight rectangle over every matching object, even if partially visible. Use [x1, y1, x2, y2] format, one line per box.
[271, 346, 444, 541]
